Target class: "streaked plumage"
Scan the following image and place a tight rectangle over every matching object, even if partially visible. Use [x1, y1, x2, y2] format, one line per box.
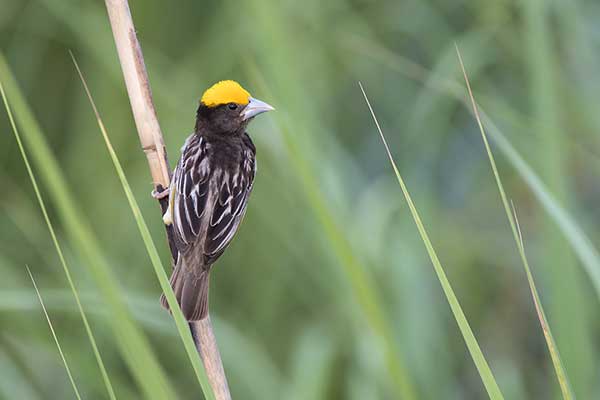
[159, 80, 273, 321]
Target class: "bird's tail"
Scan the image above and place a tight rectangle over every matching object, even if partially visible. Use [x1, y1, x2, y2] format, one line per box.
[160, 265, 210, 321]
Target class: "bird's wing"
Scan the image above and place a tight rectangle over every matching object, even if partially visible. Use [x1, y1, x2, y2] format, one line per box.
[172, 135, 211, 252]
[171, 134, 256, 264]
[203, 145, 256, 263]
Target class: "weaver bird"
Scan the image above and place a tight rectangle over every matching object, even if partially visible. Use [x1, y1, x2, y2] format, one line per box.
[156, 80, 274, 321]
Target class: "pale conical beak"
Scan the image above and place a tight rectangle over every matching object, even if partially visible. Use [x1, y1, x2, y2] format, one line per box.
[241, 97, 275, 121]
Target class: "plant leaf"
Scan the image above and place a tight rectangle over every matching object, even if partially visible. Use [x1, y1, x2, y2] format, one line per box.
[359, 82, 505, 400]
[0, 71, 117, 400]
[70, 52, 216, 400]
[456, 46, 574, 399]
[0, 52, 178, 400]
[26, 266, 82, 400]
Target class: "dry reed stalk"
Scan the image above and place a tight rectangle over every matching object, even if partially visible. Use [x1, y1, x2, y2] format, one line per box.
[104, 1, 231, 398]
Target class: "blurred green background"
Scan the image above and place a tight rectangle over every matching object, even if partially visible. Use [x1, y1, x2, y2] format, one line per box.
[1, 0, 599, 399]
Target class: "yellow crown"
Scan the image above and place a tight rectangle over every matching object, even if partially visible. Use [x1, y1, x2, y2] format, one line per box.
[200, 80, 251, 107]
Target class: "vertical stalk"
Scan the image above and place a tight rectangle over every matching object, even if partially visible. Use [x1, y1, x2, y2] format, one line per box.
[103, 1, 231, 398]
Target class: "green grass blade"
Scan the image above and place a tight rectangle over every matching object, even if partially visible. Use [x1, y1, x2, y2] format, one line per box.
[480, 112, 600, 300]
[25, 266, 82, 400]
[520, 2, 591, 392]
[0, 53, 178, 400]
[247, 63, 417, 400]
[70, 52, 216, 400]
[456, 47, 574, 399]
[0, 73, 117, 400]
[349, 37, 600, 303]
[359, 82, 505, 400]
[511, 206, 574, 399]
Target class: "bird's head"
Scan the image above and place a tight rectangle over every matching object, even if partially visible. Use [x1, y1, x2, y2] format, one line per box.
[195, 80, 274, 135]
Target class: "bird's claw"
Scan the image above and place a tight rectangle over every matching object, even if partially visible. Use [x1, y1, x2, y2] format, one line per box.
[152, 187, 170, 200]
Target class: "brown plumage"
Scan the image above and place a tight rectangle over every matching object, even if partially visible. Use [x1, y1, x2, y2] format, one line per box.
[160, 81, 273, 321]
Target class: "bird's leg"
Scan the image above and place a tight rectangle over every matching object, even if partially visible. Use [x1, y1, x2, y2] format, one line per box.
[151, 186, 173, 225]
[151, 185, 178, 261]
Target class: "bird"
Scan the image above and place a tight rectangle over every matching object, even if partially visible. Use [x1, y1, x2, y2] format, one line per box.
[155, 80, 274, 321]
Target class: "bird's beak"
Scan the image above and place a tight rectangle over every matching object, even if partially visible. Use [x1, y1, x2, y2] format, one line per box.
[242, 97, 275, 121]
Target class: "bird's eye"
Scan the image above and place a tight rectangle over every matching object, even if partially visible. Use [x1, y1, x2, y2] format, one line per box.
[228, 103, 238, 110]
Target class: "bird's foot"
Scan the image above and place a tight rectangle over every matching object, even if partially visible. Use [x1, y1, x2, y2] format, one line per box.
[152, 186, 173, 225]
[152, 187, 170, 200]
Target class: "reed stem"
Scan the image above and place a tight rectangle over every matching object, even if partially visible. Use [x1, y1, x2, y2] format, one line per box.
[104, 1, 231, 398]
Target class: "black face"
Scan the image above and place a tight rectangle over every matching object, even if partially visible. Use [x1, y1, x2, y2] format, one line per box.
[195, 102, 248, 136]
